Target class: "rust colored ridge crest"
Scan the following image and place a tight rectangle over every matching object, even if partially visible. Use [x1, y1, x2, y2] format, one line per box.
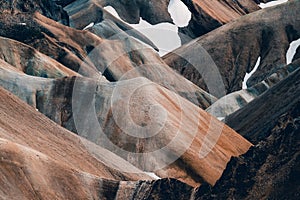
[180, 0, 260, 42]
[0, 11, 104, 79]
[0, 36, 80, 78]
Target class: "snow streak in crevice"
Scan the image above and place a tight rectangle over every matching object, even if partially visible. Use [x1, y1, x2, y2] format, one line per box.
[259, 0, 288, 8]
[242, 57, 261, 89]
[286, 38, 300, 64]
[144, 172, 161, 180]
[83, 22, 94, 30]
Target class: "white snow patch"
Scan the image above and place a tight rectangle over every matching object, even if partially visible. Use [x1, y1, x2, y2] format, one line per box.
[144, 172, 161, 179]
[104, 6, 120, 19]
[242, 57, 261, 89]
[130, 21, 181, 56]
[259, 0, 288, 8]
[83, 22, 94, 30]
[168, 0, 191, 27]
[261, 80, 270, 88]
[286, 38, 300, 64]
[217, 117, 225, 121]
[104, 6, 181, 56]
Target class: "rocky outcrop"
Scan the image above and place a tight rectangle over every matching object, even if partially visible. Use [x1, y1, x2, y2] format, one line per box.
[179, 0, 260, 43]
[115, 179, 193, 200]
[206, 58, 300, 119]
[105, 0, 173, 25]
[164, 0, 300, 95]
[194, 99, 300, 200]
[0, 0, 69, 24]
[84, 18, 158, 51]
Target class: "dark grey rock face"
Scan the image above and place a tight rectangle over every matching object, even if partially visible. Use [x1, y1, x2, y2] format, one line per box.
[225, 67, 300, 144]
[195, 101, 300, 199]
[0, 0, 69, 24]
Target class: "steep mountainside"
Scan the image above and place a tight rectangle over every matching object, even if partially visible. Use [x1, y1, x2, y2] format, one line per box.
[194, 79, 300, 199]
[207, 58, 300, 119]
[225, 65, 300, 144]
[0, 64, 252, 186]
[0, 11, 216, 108]
[179, 0, 260, 42]
[164, 0, 299, 95]
[0, 86, 195, 199]
[0, 0, 299, 199]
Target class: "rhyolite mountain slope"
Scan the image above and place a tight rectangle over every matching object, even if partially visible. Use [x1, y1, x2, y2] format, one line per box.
[0, 11, 216, 108]
[0, 86, 197, 200]
[1, 59, 298, 199]
[0, 0, 251, 185]
[0, 0, 299, 199]
[0, 63, 252, 187]
[0, 86, 152, 182]
[164, 0, 300, 95]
